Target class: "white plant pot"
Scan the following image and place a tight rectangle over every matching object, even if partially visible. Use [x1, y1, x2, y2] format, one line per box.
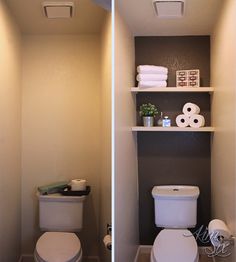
[143, 116, 154, 127]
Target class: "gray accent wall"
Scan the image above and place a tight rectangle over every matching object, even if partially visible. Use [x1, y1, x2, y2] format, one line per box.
[135, 36, 211, 245]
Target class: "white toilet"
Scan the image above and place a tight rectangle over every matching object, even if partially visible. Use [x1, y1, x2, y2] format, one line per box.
[151, 185, 200, 262]
[34, 193, 86, 262]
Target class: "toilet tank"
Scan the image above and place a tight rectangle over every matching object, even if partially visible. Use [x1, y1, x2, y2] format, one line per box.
[152, 185, 200, 228]
[38, 193, 86, 232]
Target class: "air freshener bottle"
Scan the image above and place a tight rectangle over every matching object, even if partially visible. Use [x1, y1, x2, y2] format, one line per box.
[157, 112, 163, 126]
[162, 116, 171, 127]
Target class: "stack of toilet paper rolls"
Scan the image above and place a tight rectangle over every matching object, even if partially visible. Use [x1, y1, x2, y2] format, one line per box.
[176, 103, 205, 128]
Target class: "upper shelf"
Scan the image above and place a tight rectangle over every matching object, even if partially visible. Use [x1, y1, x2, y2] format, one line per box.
[131, 87, 214, 93]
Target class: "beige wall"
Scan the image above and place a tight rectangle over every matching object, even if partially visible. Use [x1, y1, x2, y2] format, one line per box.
[114, 9, 139, 261]
[99, 12, 112, 262]
[211, 0, 236, 261]
[0, 0, 22, 261]
[21, 34, 102, 257]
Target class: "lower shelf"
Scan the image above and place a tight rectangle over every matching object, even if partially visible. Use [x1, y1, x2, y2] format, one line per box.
[132, 126, 215, 132]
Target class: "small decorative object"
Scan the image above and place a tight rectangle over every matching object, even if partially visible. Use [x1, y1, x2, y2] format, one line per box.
[139, 103, 158, 127]
[162, 116, 171, 127]
[157, 112, 164, 126]
[176, 69, 200, 87]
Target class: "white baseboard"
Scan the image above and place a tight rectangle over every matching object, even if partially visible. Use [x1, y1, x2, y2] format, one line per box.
[134, 246, 140, 262]
[134, 245, 152, 262]
[20, 254, 100, 262]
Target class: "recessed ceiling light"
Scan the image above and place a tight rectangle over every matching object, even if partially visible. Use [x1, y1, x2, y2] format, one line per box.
[153, 0, 185, 18]
[42, 2, 74, 19]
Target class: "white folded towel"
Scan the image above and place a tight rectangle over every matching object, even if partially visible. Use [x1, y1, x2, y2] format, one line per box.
[138, 81, 167, 88]
[136, 74, 168, 81]
[137, 65, 168, 75]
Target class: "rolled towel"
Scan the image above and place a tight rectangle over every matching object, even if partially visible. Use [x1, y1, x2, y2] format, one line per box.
[189, 114, 205, 128]
[137, 65, 168, 75]
[182, 102, 200, 116]
[136, 74, 168, 82]
[38, 181, 69, 195]
[138, 80, 167, 88]
[176, 114, 190, 127]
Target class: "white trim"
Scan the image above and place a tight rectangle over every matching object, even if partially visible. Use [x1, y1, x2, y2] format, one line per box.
[134, 245, 152, 262]
[134, 246, 141, 262]
[139, 245, 153, 254]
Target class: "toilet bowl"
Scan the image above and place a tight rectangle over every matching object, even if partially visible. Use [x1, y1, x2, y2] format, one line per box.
[34, 232, 82, 262]
[151, 229, 199, 262]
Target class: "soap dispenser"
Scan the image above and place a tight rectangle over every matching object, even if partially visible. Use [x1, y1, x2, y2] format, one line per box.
[162, 116, 171, 127]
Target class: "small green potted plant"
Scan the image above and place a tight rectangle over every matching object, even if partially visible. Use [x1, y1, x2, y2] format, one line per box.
[139, 103, 158, 127]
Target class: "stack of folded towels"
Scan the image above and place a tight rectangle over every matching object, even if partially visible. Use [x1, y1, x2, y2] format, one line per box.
[137, 65, 168, 88]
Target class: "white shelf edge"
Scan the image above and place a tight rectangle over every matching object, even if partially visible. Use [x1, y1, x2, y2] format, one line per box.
[131, 87, 214, 93]
[131, 126, 215, 132]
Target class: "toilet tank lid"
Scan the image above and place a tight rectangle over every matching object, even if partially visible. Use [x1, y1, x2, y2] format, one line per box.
[152, 185, 200, 200]
[37, 192, 86, 202]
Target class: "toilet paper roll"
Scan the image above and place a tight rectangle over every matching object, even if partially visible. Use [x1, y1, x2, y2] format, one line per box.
[208, 219, 231, 247]
[189, 114, 205, 128]
[103, 235, 112, 250]
[71, 179, 86, 191]
[183, 103, 200, 116]
[176, 114, 190, 127]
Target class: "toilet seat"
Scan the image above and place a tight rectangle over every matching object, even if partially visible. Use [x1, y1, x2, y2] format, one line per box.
[35, 232, 82, 262]
[151, 229, 199, 262]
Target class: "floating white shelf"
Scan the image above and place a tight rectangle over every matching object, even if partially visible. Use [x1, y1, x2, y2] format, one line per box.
[131, 87, 214, 93]
[132, 126, 215, 132]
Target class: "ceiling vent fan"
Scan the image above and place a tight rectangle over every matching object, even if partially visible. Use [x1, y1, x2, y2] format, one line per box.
[42, 2, 74, 19]
[153, 0, 185, 18]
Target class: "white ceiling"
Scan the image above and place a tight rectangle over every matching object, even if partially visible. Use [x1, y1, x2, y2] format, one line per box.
[5, 0, 106, 34]
[117, 0, 223, 36]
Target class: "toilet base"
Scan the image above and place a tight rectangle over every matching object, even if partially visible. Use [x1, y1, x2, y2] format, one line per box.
[150, 249, 156, 262]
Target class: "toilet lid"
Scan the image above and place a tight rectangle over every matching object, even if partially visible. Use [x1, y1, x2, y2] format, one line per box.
[36, 232, 81, 262]
[153, 229, 198, 262]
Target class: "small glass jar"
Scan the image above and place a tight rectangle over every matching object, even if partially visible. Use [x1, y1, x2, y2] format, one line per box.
[162, 116, 171, 127]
